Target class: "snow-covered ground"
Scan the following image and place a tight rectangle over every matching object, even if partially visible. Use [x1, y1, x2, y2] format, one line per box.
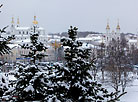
[7, 74, 138, 102]
[120, 79, 138, 102]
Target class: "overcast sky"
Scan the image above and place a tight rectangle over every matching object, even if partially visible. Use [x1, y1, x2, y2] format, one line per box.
[1, 0, 138, 33]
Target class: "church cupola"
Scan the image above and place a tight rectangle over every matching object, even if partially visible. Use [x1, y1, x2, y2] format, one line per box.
[11, 17, 15, 35]
[106, 19, 110, 34]
[116, 19, 120, 33]
[17, 17, 20, 27]
[11, 17, 14, 25]
[33, 16, 38, 25]
[116, 21, 120, 30]
[106, 22, 110, 30]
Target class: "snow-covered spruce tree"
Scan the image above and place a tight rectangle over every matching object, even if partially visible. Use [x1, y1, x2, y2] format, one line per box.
[0, 4, 15, 56]
[0, 4, 15, 99]
[0, 69, 9, 98]
[45, 26, 125, 102]
[3, 25, 48, 101]
[0, 24, 14, 99]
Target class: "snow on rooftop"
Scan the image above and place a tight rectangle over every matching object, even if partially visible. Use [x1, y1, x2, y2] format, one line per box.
[94, 39, 103, 43]
[90, 36, 102, 40]
[77, 36, 102, 41]
[15, 35, 29, 37]
[7, 44, 19, 49]
[15, 26, 45, 31]
[128, 39, 137, 43]
[16, 27, 30, 30]
[38, 27, 44, 30]
[86, 34, 102, 37]
[77, 38, 93, 41]
[81, 43, 95, 49]
[14, 39, 31, 44]
[48, 39, 60, 43]
[47, 35, 61, 39]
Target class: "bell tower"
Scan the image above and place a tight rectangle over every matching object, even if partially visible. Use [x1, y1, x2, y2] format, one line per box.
[10, 17, 15, 35]
[116, 19, 121, 41]
[105, 19, 110, 46]
[17, 17, 20, 27]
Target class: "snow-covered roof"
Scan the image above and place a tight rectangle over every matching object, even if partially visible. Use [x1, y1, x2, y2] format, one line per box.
[89, 36, 102, 40]
[39, 35, 47, 37]
[38, 27, 44, 30]
[94, 39, 103, 43]
[48, 39, 60, 43]
[47, 35, 61, 39]
[16, 27, 30, 30]
[7, 44, 19, 49]
[81, 43, 95, 48]
[77, 38, 93, 41]
[128, 39, 137, 43]
[14, 39, 31, 44]
[77, 36, 102, 41]
[15, 35, 29, 37]
[86, 34, 102, 38]
[15, 26, 45, 31]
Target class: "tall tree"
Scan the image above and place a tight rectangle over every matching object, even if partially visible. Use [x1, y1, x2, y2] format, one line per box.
[45, 26, 124, 102]
[0, 5, 15, 56]
[21, 26, 47, 64]
[0, 4, 14, 99]
[104, 38, 131, 95]
[3, 25, 48, 101]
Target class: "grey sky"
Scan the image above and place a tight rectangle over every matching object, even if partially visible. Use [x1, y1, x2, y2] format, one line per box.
[1, 0, 138, 33]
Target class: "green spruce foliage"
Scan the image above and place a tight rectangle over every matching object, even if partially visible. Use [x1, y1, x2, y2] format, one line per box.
[0, 4, 14, 99]
[3, 25, 48, 101]
[46, 26, 125, 102]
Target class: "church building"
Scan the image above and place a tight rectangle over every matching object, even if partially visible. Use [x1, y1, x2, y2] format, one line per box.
[10, 16, 47, 44]
[105, 20, 121, 46]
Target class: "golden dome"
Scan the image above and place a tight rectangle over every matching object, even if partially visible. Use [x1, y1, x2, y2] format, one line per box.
[17, 18, 20, 24]
[106, 24, 110, 29]
[112, 30, 115, 33]
[116, 19, 120, 29]
[11, 17, 14, 24]
[116, 24, 120, 29]
[33, 16, 38, 24]
[51, 40, 61, 50]
[106, 19, 110, 29]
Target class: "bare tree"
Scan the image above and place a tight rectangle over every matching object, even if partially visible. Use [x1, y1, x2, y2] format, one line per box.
[96, 42, 106, 82]
[104, 38, 133, 96]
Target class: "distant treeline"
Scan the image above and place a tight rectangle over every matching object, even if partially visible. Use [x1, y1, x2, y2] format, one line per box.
[48, 32, 136, 38]
[49, 31, 101, 38]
